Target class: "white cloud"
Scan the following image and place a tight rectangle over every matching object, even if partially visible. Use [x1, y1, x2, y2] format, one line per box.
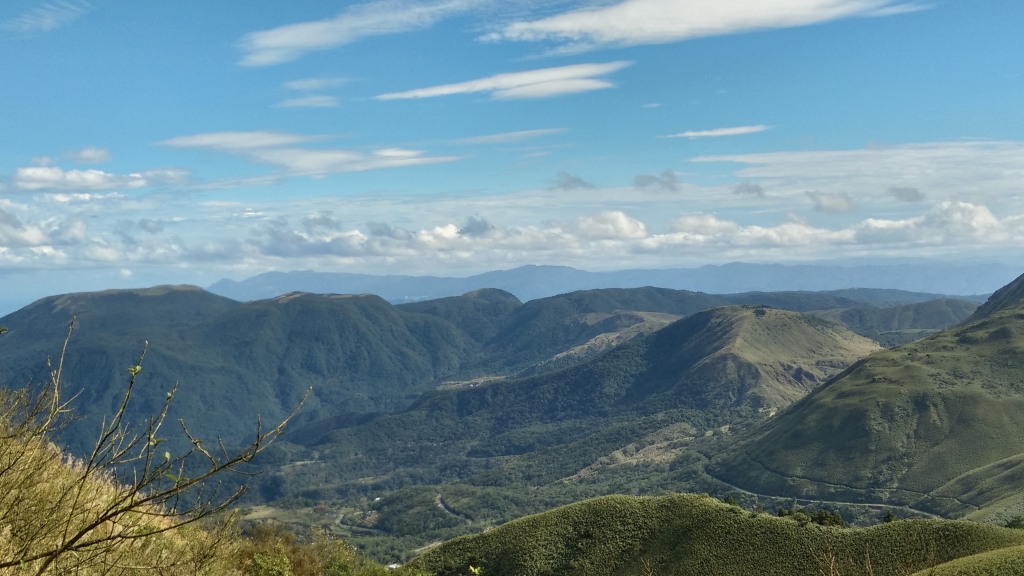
[0, 209, 50, 247]
[665, 125, 771, 139]
[486, 0, 923, 53]
[806, 191, 856, 212]
[160, 131, 322, 151]
[230, 201, 1024, 271]
[47, 192, 123, 203]
[238, 0, 479, 66]
[66, 146, 111, 163]
[375, 61, 632, 100]
[2, 0, 91, 33]
[275, 95, 339, 108]
[11, 167, 186, 191]
[456, 128, 566, 144]
[2, 180, 1022, 277]
[249, 147, 459, 175]
[576, 211, 648, 239]
[284, 77, 349, 91]
[161, 130, 461, 177]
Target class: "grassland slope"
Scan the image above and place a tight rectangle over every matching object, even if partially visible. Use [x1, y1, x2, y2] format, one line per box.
[712, 272, 1024, 518]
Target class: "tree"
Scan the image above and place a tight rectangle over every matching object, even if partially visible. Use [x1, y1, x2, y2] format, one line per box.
[0, 318, 308, 575]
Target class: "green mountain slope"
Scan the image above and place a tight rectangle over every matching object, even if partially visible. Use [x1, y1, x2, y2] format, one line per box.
[403, 493, 1024, 576]
[810, 298, 979, 346]
[397, 288, 522, 343]
[711, 272, 1024, 518]
[276, 307, 877, 503]
[0, 282, 959, 465]
[968, 272, 1024, 321]
[463, 287, 895, 376]
[0, 287, 478, 453]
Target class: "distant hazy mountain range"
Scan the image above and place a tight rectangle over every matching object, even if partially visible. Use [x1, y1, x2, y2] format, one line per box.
[207, 263, 1013, 303]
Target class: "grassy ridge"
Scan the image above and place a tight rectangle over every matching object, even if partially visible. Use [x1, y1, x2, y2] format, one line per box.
[404, 494, 1024, 576]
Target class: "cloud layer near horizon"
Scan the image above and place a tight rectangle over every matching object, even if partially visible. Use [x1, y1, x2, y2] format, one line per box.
[4, 139, 1024, 278]
[1, 191, 1020, 275]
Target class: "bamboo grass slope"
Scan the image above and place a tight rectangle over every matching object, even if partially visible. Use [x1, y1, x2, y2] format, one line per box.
[912, 544, 1024, 575]
[404, 494, 1024, 576]
[712, 271, 1024, 519]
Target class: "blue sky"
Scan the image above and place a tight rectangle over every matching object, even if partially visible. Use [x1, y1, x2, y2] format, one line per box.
[1, 0, 1023, 306]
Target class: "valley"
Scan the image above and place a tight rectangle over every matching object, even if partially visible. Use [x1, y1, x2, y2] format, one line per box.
[0, 277, 1000, 567]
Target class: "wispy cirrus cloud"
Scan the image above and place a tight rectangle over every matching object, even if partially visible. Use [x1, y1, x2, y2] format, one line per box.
[2, 0, 92, 33]
[806, 191, 857, 212]
[664, 125, 771, 139]
[160, 130, 461, 177]
[238, 0, 479, 66]
[484, 0, 926, 54]
[284, 77, 349, 91]
[160, 131, 323, 150]
[376, 61, 632, 100]
[66, 146, 111, 163]
[692, 141, 1024, 200]
[275, 95, 339, 108]
[456, 128, 566, 144]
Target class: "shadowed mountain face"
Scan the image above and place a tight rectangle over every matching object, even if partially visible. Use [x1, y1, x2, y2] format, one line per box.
[0, 287, 482, 454]
[711, 272, 1024, 518]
